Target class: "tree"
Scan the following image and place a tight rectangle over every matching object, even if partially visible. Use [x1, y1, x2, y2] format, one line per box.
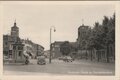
[77, 13, 115, 62]
[60, 41, 71, 56]
[92, 15, 115, 62]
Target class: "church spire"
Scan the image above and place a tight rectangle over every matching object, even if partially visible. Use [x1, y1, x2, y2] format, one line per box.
[11, 19, 19, 37]
[14, 19, 16, 26]
[82, 19, 84, 26]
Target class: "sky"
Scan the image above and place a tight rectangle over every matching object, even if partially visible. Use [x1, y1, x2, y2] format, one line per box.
[1, 1, 115, 50]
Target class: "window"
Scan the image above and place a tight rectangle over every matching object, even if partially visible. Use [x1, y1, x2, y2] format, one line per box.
[5, 42, 8, 45]
[18, 46, 23, 50]
[9, 52, 12, 58]
[13, 46, 16, 50]
[52, 48, 55, 51]
[18, 51, 22, 56]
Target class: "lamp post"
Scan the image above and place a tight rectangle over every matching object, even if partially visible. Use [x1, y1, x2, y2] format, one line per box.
[49, 26, 56, 63]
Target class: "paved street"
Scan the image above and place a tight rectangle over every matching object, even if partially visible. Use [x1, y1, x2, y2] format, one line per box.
[3, 59, 115, 75]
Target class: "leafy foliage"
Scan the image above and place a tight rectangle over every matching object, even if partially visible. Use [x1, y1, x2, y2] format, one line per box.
[60, 41, 71, 56]
[79, 13, 115, 50]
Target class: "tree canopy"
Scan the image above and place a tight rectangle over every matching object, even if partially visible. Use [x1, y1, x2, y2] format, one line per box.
[60, 41, 71, 56]
[79, 13, 115, 50]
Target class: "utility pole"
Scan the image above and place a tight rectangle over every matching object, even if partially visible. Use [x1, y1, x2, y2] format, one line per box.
[49, 26, 56, 63]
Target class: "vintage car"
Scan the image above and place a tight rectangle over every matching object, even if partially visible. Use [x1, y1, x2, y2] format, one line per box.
[58, 56, 64, 60]
[37, 55, 46, 65]
[63, 56, 74, 62]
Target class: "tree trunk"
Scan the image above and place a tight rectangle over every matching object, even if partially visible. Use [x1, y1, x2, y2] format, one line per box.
[106, 45, 109, 63]
[91, 49, 92, 61]
[97, 51, 99, 62]
[86, 50, 87, 60]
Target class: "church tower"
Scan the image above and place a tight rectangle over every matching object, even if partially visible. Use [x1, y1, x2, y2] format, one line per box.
[11, 20, 19, 37]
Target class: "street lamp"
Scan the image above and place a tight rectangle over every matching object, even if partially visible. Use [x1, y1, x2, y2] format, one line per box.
[49, 26, 56, 63]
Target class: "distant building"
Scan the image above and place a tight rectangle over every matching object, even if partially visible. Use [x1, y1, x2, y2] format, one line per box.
[76, 24, 93, 59]
[51, 41, 64, 58]
[11, 20, 19, 41]
[44, 50, 50, 58]
[51, 41, 78, 58]
[22, 39, 44, 58]
[3, 35, 11, 56]
[3, 21, 25, 62]
[70, 42, 78, 52]
[11, 41, 24, 63]
[36, 44, 44, 56]
[69, 42, 78, 58]
[77, 24, 91, 50]
[3, 21, 44, 63]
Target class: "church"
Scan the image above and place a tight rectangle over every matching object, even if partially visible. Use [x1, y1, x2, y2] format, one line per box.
[3, 20, 44, 63]
[3, 21, 25, 63]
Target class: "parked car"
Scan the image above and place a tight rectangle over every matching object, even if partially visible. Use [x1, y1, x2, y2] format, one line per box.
[37, 55, 46, 65]
[58, 56, 64, 60]
[63, 56, 74, 62]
